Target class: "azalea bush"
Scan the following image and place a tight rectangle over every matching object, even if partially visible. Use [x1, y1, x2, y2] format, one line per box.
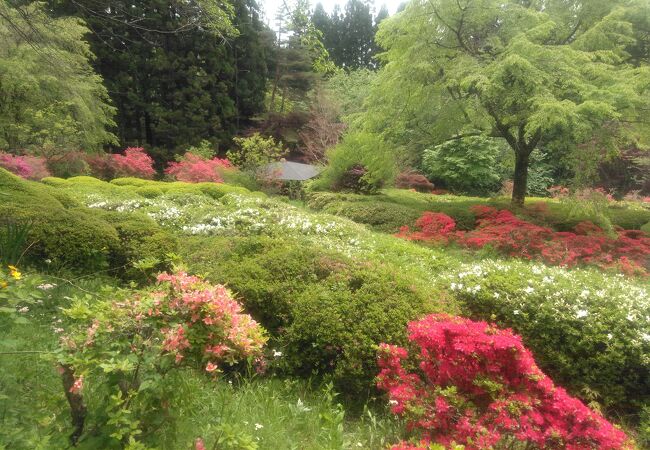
[443, 260, 650, 422]
[111, 147, 156, 179]
[0, 152, 50, 180]
[56, 271, 266, 445]
[398, 206, 650, 274]
[378, 314, 632, 449]
[165, 152, 232, 183]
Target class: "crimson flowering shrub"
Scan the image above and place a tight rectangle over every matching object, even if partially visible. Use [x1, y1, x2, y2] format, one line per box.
[56, 271, 266, 445]
[398, 206, 650, 274]
[396, 212, 456, 243]
[84, 152, 116, 180]
[111, 147, 155, 179]
[377, 314, 632, 450]
[0, 152, 50, 180]
[165, 152, 231, 183]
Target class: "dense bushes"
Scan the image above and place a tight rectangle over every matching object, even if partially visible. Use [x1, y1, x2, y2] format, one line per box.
[165, 153, 231, 183]
[0, 152, 50, 180]
[321, 201, 423, 233]
[442, 260, 649, 421]
[93, 210, 178, 281]
[399, 206, 650, 274]
[422, 136, 505, 196]
[0, 169, 176, 278]
[313, 131, 396, 193]
[378, 315, 632, 449]
[180, 235, 446, 396]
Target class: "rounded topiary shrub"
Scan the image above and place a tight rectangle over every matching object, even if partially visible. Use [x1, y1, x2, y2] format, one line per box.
[322, 200, 423, 233]
[444, 260, 649, 421]
[180, 235, 445, 396]
[93, 210, 179, 281]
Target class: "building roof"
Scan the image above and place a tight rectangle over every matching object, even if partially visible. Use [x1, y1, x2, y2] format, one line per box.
[262, 161, 322, 181]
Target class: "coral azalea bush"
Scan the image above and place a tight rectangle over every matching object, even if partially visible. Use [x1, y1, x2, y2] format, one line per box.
[165, 152, 231, 183]
[377, 314, 632, 450]
[111, 147, 155, 179]
[57, 271, 266, 444]
[398, 206, 650, 274]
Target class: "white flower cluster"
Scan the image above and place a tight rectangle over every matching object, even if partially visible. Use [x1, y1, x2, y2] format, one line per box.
[441, 259, 650, 359]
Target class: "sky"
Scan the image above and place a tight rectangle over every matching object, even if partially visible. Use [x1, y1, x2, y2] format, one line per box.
[260, 0, 404, 27]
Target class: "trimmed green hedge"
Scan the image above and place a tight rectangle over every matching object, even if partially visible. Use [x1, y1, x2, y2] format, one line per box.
[1, 169, 176, 278]
[181, 235, 448, 397]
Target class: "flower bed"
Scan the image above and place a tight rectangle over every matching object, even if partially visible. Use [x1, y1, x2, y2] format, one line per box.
[398, 206, 650, 274]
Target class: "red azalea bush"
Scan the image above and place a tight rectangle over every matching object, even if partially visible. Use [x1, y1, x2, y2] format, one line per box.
[84, 153, 116, 180]
[377, 314, 632, 450]
[398, 206, 650, 274]
[165, 153, 232, 183]
[111, 147, 155, 179]
[395, 170, 436, 193]
[0, 152, 50, 180]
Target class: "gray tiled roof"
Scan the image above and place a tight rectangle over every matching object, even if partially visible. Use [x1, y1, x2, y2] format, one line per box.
[262, 161, 322, 181]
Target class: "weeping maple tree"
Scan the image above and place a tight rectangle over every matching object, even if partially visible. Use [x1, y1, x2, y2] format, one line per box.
[364, 0, 649, 204]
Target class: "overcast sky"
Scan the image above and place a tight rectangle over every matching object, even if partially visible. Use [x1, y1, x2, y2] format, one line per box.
[260, 0, 404, 27]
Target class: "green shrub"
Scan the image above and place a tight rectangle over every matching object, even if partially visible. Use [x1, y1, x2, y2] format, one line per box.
[642, 221, 650, 235]
[313, 131, 396, 193]
[321, 201, 423, 233]
[40, 176, 68, 187]
[607, 207, 650, 230]
[181, 235, 445, 397]
[443, 260, 649, 420]
[422, 136, 505, 196]
[93, 210, 178, 281]
[0, 169, 178, 276]
[110, 177, 150, 187]
[135, 185, 164, 198]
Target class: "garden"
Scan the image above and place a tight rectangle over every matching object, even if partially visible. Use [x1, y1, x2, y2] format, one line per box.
[1, 0, 650, 449]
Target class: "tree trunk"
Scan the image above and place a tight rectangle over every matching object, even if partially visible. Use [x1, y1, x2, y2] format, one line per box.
[60, 364, 86, 445]
[512, 150, 530, 206]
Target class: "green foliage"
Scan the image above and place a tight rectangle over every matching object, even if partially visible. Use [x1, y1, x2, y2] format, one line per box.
[181, 235, 445, 396]
[183, 140, 216, 160]
[0, 170, 181, 276]
[0, 220, 32, 265]
[320, 201, 423, 233]
[0, 2, 116, 156]
[361, 0, 650, 203]
[422, 136, 506, 196]
[92, 211, 178, 282]
[325, 68, 377, 123]
[444, 260, 649, 420]
[228, 134, 286, 174]
[641, 221, 650, 235]
[314, 131, 396, 193]
[50, 0, 270, 157]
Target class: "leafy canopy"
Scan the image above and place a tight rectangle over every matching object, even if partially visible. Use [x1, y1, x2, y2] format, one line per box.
[361, 0, 649, 199]
[0, 1, 116, 155]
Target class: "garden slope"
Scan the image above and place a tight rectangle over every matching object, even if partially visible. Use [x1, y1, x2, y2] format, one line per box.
[8, 173, 648, 423]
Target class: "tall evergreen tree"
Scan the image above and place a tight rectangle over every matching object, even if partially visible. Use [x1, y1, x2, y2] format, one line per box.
[49, 0, 272, 159]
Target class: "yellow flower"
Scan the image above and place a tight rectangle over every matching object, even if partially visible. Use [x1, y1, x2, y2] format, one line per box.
[0, 281, 7, 289]
[8, 265, 21, 280]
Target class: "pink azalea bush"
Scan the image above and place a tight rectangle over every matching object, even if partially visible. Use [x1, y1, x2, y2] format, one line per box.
[165, 152, 232, 183]
[57, 271, 266, 443]
[0, 152, 50, 180]
[111, 147, 156, 179]
[377, 314, 632, 450]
